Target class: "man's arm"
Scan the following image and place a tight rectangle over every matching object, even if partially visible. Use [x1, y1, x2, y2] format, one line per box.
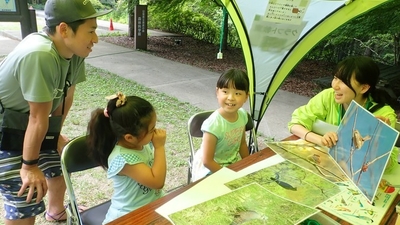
[19, 100, 53, 203]
[51, 85, 76, 153]
[51, 85, 76, 125]
[23, 101, 53, 161]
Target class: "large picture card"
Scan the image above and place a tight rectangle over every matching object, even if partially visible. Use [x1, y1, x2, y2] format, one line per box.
[329, 100, 399, 203]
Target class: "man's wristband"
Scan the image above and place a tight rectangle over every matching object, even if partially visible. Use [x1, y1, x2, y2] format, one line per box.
[21, 158, 39, 165]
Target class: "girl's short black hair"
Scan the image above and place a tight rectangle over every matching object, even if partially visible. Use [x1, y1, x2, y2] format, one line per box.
[216, 68, 249, 93]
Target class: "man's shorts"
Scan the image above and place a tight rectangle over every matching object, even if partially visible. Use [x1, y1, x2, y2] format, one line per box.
[0, 149, 62, 220]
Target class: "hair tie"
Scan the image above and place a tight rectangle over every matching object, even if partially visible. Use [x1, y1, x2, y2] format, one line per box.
[105, 92, 127, 108]
[104, 108, 109, 118]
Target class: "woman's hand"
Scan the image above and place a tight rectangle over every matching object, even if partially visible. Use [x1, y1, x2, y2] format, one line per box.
[375, 116, 391, 126]
[321, 132, 338, 148]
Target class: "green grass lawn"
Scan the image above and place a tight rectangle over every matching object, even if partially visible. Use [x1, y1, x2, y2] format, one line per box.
[0, 37, 266, 225]
[0, 18, 205, 223]
[0, 64, 204, 224]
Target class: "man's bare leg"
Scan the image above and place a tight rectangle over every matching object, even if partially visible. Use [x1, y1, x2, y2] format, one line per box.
[44, 175, 67, 221]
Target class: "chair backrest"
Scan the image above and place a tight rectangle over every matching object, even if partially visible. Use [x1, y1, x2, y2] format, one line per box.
[187, 110, 256, 183]
[62, 135, 100, 173]
[61, 135, 110, 225]
[188, 111, 213, 138]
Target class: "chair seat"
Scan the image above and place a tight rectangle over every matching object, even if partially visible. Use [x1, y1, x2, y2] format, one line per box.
[80, 200, 111, 225]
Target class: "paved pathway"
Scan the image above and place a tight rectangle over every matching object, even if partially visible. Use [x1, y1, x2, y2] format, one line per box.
[0, 10, 311, 141]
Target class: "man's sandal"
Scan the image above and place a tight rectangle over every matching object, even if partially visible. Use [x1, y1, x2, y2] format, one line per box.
[43, 205, 87, 222]
[43, 208, 67, 222]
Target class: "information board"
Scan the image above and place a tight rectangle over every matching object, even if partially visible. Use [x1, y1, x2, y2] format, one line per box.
[0, 0, 17, 12]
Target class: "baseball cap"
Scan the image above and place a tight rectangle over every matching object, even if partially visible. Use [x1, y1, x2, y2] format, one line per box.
[45, 0, 112, 27]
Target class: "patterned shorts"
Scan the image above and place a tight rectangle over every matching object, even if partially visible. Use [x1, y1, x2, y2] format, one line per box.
[0, 149, 62, 220]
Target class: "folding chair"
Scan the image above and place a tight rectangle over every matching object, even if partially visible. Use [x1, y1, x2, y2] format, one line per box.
[61, 135, 111, 225]
[186, 110, 257, 184]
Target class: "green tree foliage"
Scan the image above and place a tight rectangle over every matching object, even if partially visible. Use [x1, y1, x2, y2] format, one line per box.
[307, 1, 400, 65]
[148, 0, 240, 47]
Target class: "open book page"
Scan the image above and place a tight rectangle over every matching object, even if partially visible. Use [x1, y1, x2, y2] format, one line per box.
[318, 165, 400, 225]
[267, 140, 347, 183]
[330, 100, 399, 203]
[267, 133, 400, 224]
[155, 155, 284, 221]
[225, 160, 341, 207]
[168, 183, 319, 225]
[155, 167, 238, 222]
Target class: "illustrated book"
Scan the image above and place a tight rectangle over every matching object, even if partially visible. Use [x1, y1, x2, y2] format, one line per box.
[329, 100, 399, 203]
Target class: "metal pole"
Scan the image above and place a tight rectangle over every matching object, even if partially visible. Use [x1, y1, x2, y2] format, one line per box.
[217, 7, 227, 59]
[29, 8, 38, 33]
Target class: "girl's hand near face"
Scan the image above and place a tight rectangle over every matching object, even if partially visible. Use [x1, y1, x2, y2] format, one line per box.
[321, 132, 338, 148]
[152, 128, 166, 150]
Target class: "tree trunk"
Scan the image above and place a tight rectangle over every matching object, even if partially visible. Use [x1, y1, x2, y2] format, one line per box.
[221, 14, 228, 50]
[394, 33, 400, 65]
[128, 12, 135, 37]
[127, 0, 137, 37]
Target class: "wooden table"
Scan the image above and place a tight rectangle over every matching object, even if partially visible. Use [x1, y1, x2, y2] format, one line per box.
[107, 136, 400, 225]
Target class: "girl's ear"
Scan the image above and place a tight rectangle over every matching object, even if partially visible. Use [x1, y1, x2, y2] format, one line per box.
[360, 84, 371, 94]
[124, 133, 137, 143]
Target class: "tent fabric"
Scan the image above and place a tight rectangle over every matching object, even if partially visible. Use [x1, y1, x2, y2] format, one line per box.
[221, 0, 391, 134]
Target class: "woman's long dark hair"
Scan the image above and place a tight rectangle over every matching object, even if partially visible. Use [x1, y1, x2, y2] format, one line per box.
[334, 56, 392, 113]
[87, 95, 154, 169]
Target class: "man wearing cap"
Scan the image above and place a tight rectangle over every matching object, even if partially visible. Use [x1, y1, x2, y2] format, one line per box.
[0, 0, 111, 224]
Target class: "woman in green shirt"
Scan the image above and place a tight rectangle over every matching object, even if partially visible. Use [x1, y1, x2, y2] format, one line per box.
[288, 56, 398, 172]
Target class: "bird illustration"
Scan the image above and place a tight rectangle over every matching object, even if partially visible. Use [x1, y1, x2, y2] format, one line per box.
[231, 208, 268, 225]
[352, 130, 371, 149]
[347, 188, 361, 196]
[270, 173, 297, 191]
[341, 196, 348, 205]
[335, 206, 351, 212]
[307, 153, 321, 164]
[342, 213, 373, 223]
[361, 162, 369, 172]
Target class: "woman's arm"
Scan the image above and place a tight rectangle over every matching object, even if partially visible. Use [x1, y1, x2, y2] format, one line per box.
[290, 124, 338, 148]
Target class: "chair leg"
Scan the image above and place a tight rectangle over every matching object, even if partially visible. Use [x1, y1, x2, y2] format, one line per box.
[187, 166, 192, 184]
[65, 202, 81, 225]
[65, 205, 74, 225]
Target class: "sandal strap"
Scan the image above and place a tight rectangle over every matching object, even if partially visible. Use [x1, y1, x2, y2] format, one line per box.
[45, 208, 66, 222]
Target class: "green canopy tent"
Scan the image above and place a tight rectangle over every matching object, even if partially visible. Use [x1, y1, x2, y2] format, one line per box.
[220, 0, 391, 153]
